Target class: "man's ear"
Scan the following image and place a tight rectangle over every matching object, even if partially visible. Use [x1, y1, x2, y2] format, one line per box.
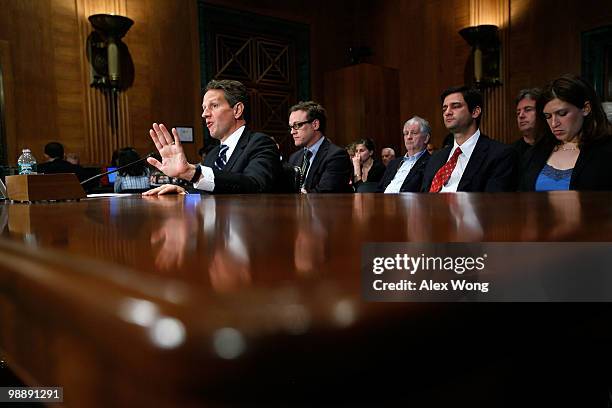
[471, 106, 482, 120]
[233, 102, 244, 119]
[582, 101, 592, 116]
[311, 119, 320, 131]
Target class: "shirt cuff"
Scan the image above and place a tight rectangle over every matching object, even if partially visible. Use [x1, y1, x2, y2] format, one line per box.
[193, 165, 215, 192]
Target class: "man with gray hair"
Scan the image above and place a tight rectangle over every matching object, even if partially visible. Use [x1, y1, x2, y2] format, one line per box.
[381, 147, 396, 166]
[377, 116, 431, 193]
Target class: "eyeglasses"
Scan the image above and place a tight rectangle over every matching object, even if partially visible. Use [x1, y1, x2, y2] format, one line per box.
[288, 120, 314, 131]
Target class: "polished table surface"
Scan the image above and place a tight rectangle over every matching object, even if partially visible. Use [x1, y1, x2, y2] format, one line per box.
[1, 191, 612, 406]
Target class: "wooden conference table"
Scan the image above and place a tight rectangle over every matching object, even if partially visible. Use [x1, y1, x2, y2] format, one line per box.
[1, 191, 612, 406]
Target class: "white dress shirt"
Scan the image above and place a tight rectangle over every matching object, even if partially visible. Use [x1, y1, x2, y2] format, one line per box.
[303, 136, 325, 180]
[384, 149, 427, 193]
[440, 129, 480, 192]
[194, 126, 246, 192]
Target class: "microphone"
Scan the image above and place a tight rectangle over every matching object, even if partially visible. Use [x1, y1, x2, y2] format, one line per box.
[80, 152, 158, 186]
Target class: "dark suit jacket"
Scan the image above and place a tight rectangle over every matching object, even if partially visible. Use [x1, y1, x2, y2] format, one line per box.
[288, 137, 352, 193]
[421, 134, 518, 192]
[377, 151, 431, 192]
[519, 136, 612, 191]
[201, 128, 280, 193]
[38, 159, 84, 181]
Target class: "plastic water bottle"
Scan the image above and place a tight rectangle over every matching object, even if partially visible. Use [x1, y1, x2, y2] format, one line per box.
[17, 149, 37, 175]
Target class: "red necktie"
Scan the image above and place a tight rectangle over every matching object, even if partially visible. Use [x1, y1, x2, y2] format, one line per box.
[429, 147, 462, 192]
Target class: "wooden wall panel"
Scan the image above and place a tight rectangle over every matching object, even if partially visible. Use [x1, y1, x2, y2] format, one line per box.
[324, 63, 399, 151]
[0, 0, 203, 166]
[0, 0, 60, 162]
[124, 0, 202, 161]
[0, 41, 18, 165]
[391, 0, 471, 149]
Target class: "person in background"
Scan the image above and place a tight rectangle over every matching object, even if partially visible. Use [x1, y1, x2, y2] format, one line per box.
[381, 147, 396, 166]
[65, 153, 80, 165]
[345, 142, 357, 159]
[426, 143, 436, 155]
[38, 142, 76, 174]
[198, 145, 216, 165]
[38, 142, 84, 180]
[378, 116, 431, 193]
[114, 147, 151, 193]
[287, 101, 352, 193]
[352, 138, 385, 189]
[519, 75, 612, 191]
[512, 88, 541, 158]
[421, 85, 518, 192]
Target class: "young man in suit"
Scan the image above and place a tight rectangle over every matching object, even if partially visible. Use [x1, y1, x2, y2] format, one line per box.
[378, 115, 431, 193]
[287, 101, 352, 193]
[421, 86, 518, 192]
[145, 80, 280, 195]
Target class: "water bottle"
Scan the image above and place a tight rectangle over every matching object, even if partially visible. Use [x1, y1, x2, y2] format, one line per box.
[17, 149, 37, 175]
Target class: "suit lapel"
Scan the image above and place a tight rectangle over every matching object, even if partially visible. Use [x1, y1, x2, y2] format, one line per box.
[224, 128, 250, 171]
[407, 151, 430, 177]
[388, 158, 403, 179]
[203, 145, 221, 167]
[458, 135, 489, 191]
[432, 145, 452, 174]
[305, 138, 329, 185]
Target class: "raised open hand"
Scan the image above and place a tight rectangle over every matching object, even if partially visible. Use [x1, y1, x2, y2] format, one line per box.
[147, 123, 193, 178]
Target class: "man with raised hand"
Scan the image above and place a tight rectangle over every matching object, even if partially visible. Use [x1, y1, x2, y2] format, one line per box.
[144, 79, 280, 195]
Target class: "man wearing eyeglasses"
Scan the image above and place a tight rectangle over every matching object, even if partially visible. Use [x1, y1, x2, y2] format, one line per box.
[144, 79, 280, 195]
[287, 101, 352, 193]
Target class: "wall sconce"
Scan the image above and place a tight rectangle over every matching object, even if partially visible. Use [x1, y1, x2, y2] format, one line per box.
[86, 14, 134, 92]
[459, 24, 501, 88]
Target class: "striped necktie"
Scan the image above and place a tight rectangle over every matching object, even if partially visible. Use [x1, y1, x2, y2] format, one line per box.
[214, 144, 229, 170]
[300, 149, 313, 189]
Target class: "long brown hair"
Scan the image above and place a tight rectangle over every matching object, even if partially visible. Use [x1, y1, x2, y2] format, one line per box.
[535, 74, 612, 148]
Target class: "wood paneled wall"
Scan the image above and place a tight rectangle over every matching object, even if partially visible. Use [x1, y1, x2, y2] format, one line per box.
[324, 64, 400, 150]
[0, 0, 202, 166]
[1, 0, 611, 164]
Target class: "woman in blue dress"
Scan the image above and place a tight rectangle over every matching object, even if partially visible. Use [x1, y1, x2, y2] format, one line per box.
[519, 75, 612, 191]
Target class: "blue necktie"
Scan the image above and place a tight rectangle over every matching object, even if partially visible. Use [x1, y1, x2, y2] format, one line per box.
[214, 145, 229, 170]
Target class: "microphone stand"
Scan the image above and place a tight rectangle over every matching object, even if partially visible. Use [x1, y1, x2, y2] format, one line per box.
[80, 152, 157, 186]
